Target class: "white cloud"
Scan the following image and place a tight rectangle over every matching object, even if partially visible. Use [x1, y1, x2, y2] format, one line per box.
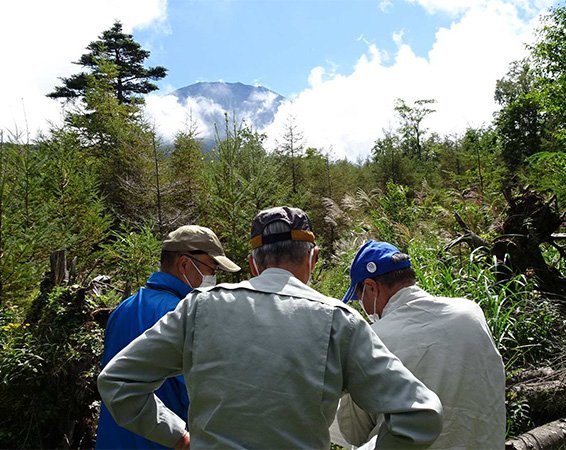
[406, 0, 555, 15]
[247, 90, 279, 113]
[144, 94, 232, 141]
[0, 0, 166, 138]
[263, 1, 548, 161]
[379, 1, 394, 13]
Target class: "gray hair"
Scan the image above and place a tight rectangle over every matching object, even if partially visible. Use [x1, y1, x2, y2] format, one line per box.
[251, 220, 314, 270]
[375, 266, 416, 287]
[355, 266, 416, 296]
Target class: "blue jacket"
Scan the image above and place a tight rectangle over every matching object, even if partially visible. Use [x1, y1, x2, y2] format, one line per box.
[95, 271, 191, 449]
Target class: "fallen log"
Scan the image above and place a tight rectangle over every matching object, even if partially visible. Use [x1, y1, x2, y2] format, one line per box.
[509, 377, 566, 426]
[508, 368, 556, 386]
[506, 418, 566, 450]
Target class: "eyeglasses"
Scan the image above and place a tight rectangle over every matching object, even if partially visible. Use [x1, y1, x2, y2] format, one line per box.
[180, 253, 218, 274]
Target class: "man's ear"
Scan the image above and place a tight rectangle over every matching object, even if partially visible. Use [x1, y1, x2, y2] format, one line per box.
[248, 254, 259, 277]
[364, 278, 378, 296]
[175, 254, 187, 276]
[312, 246, 320, 266]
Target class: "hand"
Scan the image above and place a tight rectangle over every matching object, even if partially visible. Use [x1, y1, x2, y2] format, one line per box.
[174, 431, 190, 450]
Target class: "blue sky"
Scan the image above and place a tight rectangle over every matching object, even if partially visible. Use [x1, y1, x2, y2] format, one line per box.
[0, 0, 559, 159]
[139, 0, 453, 98]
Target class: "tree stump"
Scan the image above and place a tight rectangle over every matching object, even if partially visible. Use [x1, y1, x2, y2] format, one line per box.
[50, 249, 69, 286]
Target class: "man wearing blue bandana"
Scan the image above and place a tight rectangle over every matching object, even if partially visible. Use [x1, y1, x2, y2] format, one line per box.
[95, 225, 240, 449]
[337, 240, 505, 450]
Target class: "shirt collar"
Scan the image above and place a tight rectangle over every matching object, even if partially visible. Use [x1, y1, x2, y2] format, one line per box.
[210, 267, 328, 303]
[381, 285, 425, 317]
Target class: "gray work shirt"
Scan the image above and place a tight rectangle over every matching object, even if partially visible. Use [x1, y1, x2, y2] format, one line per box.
[98, 268, 442, 449]
[338, 286, 505, 450]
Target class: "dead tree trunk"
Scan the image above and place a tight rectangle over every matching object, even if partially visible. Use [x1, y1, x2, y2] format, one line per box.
[26, 249, 70, 324]
[50, 249, 69, 285]
[446, 186, 566, 301]
[507, 367, 566, 437]
[509, 379, 566, 424]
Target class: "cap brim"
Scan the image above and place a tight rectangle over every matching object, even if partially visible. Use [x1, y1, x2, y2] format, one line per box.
[342, 284, 357, 303]
[213, 255, 241, 273]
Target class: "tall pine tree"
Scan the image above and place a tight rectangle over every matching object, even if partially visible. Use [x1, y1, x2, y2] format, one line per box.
[48, 21, 166, 105]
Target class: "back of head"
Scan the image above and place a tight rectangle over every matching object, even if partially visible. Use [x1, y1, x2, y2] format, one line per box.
[343, 240, 416, 302]
[250, 206, 315, 270]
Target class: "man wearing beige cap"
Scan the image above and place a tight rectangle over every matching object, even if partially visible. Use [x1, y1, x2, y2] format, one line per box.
[95, 225, 240, 450]
[98, 207, 442, 449]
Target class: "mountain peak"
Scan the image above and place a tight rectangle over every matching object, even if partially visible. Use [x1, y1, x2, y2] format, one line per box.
[171, 81, 286, 130]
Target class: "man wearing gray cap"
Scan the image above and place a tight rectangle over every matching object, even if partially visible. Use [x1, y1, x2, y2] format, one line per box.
[96, 225, 240, 450]
[97, 207, 443, 450]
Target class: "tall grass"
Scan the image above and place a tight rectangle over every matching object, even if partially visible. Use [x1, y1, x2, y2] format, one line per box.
[409, 240, 564, 372]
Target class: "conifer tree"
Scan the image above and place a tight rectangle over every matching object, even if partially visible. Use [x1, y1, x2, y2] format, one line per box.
[48, 21, 166, 105]
[63, 59, 156, 226]
[0, 133, 54, 304]
[165, 119, 207, 226]
[36, 127, 112, 277]
[302, 148, 341, 254]
[203, 119, 288, 279]
[276, 115, 305, 195]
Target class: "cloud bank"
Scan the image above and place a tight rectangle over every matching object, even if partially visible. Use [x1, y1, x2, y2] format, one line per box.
[143, 0, 553, 161]
[0, 0, 166, 139]
[262, 0, 554, 160]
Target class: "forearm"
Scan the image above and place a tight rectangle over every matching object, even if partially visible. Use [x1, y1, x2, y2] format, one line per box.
[376, 410, 442, 450]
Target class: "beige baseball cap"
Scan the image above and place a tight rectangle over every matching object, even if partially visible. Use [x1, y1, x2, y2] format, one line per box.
[162, 225, 241, 273]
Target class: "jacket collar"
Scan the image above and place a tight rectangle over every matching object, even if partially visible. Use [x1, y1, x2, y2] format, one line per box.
[146, 271, 191, 299]
[198, 268, 337, 305]
[382, 285, 427, 317]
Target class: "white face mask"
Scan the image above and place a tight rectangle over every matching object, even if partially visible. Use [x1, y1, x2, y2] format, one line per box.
[184, 258, 217, 289]
[199, 274, 217, 288]
[306, 247, 315, 286]
[360, 285, 379, 324]
[251, 257, 261, 276]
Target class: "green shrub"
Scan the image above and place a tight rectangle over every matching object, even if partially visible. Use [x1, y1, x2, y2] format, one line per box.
[525, 152, 566, 208]
[99, 224, 161, 298]
[0, 286, 105, 449]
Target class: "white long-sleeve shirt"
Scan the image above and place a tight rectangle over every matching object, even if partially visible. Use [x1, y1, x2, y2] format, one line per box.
[337, 285, 505, 450]
[98, 269, 443, 449]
